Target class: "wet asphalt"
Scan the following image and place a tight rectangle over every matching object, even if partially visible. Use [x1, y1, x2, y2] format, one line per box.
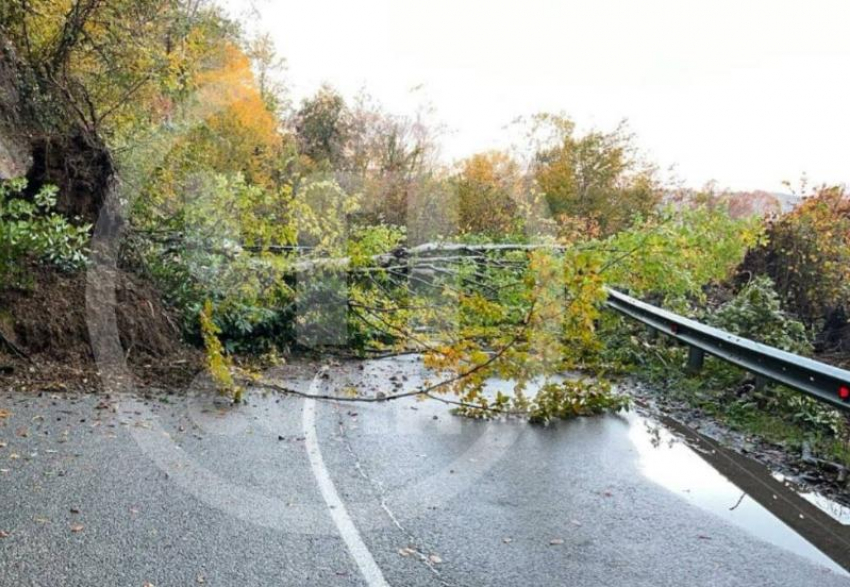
[1, 357, 849, 586]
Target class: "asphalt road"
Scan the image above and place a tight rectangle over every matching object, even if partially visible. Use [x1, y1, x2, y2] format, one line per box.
[1, 356, 849, 586]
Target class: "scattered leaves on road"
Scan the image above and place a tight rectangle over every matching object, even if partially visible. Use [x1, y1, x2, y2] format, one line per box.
[70, 524, 84, 533]
[0, 530, 10, 538]
[0, 409, 10, 419]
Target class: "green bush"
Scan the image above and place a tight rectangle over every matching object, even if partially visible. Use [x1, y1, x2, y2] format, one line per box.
[709, 277, 842, 436]
[0, 178, 90, 285]
[708, 276, 810, 354]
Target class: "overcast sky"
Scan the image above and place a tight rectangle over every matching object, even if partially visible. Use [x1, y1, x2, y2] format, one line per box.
[228, 0, 850, 192]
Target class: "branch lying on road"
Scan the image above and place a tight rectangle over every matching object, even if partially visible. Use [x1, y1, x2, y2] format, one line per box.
[255, 299, 536, 415]
[258, 379, 520, 416]
[258, 351, 493, 404]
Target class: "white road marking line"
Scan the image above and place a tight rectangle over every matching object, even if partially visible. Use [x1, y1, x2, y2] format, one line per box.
[302, 375, 391, 587]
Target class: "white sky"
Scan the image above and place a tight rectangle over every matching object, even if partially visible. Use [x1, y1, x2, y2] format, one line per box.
[228, 0, 850, 192]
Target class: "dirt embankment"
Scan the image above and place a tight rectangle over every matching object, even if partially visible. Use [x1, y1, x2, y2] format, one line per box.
[0, 265, 200, 392]
[0, 31, 198, 392]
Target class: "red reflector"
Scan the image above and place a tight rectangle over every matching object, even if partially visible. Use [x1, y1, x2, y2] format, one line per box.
[839, 386, 850, 401]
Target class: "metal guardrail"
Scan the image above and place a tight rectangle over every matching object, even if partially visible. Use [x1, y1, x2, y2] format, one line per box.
[605, 288, 850, 411]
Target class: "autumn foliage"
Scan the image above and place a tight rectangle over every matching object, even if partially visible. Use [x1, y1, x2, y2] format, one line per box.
[741, 186, 850, 325]
[5, 0, 850, 431]
[453, 152, 523, 237]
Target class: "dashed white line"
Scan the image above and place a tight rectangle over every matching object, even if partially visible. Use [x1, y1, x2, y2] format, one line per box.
[302, 374, 391, 587]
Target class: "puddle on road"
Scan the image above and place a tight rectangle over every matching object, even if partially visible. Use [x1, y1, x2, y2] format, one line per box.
[628, 412, 849, 576]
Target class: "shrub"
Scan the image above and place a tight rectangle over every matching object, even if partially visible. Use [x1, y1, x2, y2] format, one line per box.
[0, 177, 90, 285]
[709, 276, 810, 354]
[708, 277, 843, 436]
[741, 186, 850, 326]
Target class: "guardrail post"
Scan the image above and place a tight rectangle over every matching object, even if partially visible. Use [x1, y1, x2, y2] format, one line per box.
[686, 346, 705, 374]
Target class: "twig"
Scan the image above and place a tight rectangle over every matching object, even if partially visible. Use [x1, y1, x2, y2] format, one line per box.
[423, 392, 525, 416]
[729, 492, 746, 511]
[0, 331, 30, 362]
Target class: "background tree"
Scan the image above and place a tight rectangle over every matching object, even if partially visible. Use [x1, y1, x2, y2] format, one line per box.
[246, 32, 288, 117]
[293, 85, 351, 173]
[291, 87, 439, 228]
[530, 114, 660, 236]
[741, 186, 850, 326]
[453, 151, 522, 237]
[350, 95, 437, 227]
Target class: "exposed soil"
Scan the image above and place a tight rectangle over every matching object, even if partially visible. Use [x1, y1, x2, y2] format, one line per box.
[0, 264, 201, 392]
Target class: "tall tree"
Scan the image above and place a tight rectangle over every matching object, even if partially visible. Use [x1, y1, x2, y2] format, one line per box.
[246, 32, 288, 117]
[453, 151, 522, 237]
[293, 85, 351, 171]
[530, 114, 660, 236]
